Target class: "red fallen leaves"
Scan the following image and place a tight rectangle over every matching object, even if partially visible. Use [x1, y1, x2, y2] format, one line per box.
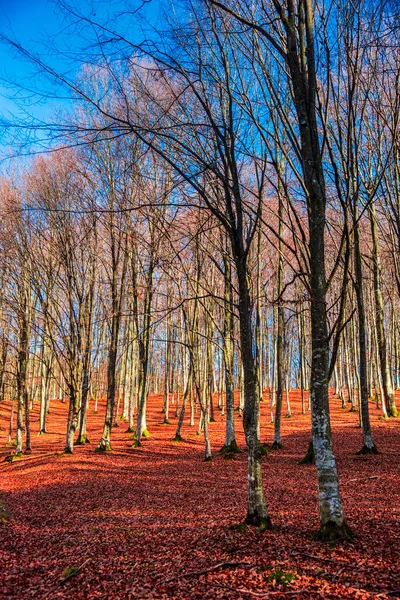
[0, 390, 399, 599]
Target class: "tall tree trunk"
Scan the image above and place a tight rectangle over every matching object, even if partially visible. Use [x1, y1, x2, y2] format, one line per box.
[65, 382, 81, 454]
[370, 201, 398, 417]
[97, 312, 120, 451]
[273, 176, 284, 449]
[353, 206, 377, 452]
[221, 250, 238, 453]
[284, 0, 351, 539]
[16, 296, 29, 455]
[234, 251, 271, 530]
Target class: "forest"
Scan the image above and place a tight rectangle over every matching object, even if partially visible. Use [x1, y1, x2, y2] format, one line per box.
[0, 0, 399, 598]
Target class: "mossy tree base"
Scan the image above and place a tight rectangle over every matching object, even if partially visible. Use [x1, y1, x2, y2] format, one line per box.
[95, 442, 112, 452]
[260, 442, 269, 456]
[5, 452, 24, 462]
[162, 419, 171, 425]
[172, 434, 183, 442]
[314, 520, 354, 542]
[203, 455, 213, 462]
[245, 513, 273, 532]
[356, 444, 379, 455]
[299, 440, 315, 465]
[132, 430, 149, 443]
[63, 448, 74, 455]
[75, 435, 91, 446]
[220, 440, 241, 457]
[389, 408, 398, 418]
[126, 426, 135, 433]
[38, 430, 47, 436]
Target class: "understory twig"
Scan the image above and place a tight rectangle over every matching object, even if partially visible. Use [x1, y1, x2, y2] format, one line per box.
[161, 561, 249, 584]
[344, 475, 379, 484]
[1, 452, 57, 470]
[294, 552, 360, 569]
[42, 558, 91, 599]
[203, 581, 313, 597]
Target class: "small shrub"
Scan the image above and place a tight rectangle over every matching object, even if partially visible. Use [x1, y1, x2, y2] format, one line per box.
[267, 569, 297, 586]
[63, 566, 78, 578]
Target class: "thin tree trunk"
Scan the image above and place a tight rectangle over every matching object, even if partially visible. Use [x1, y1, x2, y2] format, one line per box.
[370, 201, 398, 417]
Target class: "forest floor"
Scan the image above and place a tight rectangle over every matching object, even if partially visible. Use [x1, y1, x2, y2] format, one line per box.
[0, 391, 399, 600]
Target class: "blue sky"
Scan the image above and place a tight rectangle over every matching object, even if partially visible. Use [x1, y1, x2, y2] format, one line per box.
[0, 0, 165, 161]
[0, 0, 66, 122]
[0, 0, 61, 40]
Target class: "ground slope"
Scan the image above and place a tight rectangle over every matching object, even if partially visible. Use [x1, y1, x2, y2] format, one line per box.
[0, 391, 399, 599]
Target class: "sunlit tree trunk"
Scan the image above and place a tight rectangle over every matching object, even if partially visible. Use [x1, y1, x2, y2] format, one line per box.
[370, 200, 398, 417]
[221, 240, 238, 454]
